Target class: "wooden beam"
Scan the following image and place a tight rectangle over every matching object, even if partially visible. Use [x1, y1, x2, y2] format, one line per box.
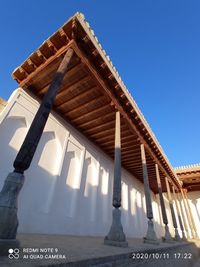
[124, 158, 141, 165]
[122, 145, 140, 151]
[95, 129, 131, 142]
[122, 162, 142, 168]
[80, 112, 114, 129]
[72, 102, 112, 123]
[83, 119, 115, 134]
[90, 124, 127, 138]
[94, 134, 115, 143]
[122, 138, 139, 145]
[57, 85, 98, 109]
[122, 155, 142, 162]
[121, 135, 138, 142]
[64, 95, 105, 117]
[105, 146, 139, 156]
[101, 138, 139, 148]
[56, 74, 92, 101]
[89, 127, 115, 138]
[103, 141, 139, 151]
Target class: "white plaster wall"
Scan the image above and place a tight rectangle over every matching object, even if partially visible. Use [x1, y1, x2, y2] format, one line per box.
[179, 197, 193, 238]
[0, 88, 167, 238]
[187, 191, 200, 238]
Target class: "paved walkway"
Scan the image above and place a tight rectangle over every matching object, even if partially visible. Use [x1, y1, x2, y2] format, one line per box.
[0, 234, 199, 266]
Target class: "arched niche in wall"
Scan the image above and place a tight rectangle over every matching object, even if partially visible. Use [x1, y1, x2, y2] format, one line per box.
[81, 151, 100, 224]
[53, 139, 83, 219]
[191, 198, 200, 227]
[0, 115, 28, 189]
[134, 190, 144, 237]
[75, 152, 92, 230]
[121, 180, 129, 229]
[98, 166, 110, 224]
[19, 130, 62, 219]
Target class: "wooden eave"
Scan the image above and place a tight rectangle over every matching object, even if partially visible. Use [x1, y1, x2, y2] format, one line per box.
[175, 165, 200, 191]
[12, 12, 181, 193]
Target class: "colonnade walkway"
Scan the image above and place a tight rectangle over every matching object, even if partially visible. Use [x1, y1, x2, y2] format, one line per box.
[0, 234, 199, 267]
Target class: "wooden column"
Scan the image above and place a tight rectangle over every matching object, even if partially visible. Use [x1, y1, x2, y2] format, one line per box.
[165, 177, 181, 241]
[155, 164, 173, 242]
[172, 186, 186, 240]
[113, 111, 122, 208]
[140, 144, 159, 244]
[14, 49, 74, 173]
[0, 48, 74, 254]
[104, 111, 128, 247]
[183, 189, 198, 239]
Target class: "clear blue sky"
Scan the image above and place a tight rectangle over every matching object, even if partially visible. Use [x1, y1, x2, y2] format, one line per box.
[0, 0, 199, 167]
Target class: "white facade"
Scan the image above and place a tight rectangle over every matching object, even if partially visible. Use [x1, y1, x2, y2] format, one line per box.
[1, 88, 197, 239]
[187, 191, 200, 237]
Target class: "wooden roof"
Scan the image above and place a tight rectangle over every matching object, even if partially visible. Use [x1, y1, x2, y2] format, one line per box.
[12, 12, 182, 193]
[175, 164, 200, 192]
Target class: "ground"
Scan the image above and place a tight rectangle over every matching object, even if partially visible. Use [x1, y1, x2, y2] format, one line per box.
[0, 234, 200, 266]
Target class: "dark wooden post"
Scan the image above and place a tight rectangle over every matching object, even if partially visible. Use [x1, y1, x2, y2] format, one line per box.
[172, 186, 187, 240]
[0, 48, 74, 254]
[165, 177, 181, 241]
[104, 111, 128, 247]
[140, 144, 159, 244]
[177, 191, 189, 239]
[14, 48, 74, 173]
[155, 164, 173, 242]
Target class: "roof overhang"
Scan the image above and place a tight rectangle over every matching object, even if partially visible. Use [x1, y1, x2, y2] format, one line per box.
[12, 12, 181, 193]
[175, 164, 200, 192]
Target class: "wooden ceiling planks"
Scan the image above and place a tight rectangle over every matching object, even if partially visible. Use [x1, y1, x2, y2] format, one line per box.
[11, 13, 181, 193]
